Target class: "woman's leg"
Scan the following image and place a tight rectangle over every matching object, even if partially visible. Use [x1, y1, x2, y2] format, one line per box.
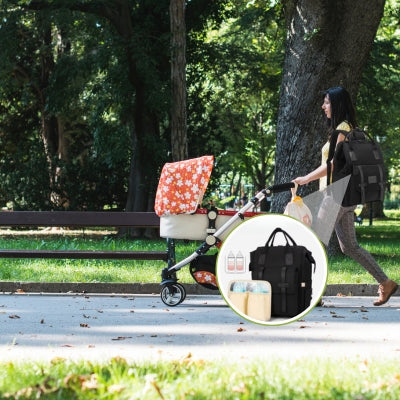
[334, 206, 388, 283]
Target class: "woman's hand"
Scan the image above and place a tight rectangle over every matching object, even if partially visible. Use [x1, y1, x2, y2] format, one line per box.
[293, 176, 309, 186]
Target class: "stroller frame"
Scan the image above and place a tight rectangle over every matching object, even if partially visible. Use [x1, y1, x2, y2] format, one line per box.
[160, 182, 295, 306]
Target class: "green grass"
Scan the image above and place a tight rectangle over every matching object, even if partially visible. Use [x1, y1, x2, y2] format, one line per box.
[0, 357, 399, 399]
[0, 218, 399, 285]
[328, 219, 400, 284]
[0, 234, 196, 284]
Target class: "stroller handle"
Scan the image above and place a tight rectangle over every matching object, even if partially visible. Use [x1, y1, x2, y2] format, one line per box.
[267, 182, 295, 193]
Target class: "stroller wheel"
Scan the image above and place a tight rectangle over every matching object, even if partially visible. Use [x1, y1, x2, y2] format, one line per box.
[160, 283, 186, 306]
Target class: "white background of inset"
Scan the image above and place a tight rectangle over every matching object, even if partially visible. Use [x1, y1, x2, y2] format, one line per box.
[216, 213, 328, 326]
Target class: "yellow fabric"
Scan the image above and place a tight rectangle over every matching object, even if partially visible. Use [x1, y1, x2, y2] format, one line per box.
[319, 121, 352, 190]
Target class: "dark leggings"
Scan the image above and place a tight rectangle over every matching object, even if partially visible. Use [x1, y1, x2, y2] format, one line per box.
[335, 205, 388, 283]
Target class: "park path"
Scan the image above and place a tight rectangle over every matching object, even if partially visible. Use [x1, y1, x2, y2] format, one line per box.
[1, 293, 399, 363]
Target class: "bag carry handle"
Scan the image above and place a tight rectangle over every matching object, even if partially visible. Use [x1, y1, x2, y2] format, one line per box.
[265, 227, 297, 247]
[290, 182, 298, 200]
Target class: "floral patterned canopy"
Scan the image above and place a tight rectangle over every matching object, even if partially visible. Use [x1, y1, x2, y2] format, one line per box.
[154, 155, 214, 216]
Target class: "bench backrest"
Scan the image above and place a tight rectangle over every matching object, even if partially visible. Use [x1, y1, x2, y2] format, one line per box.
[0, 211, 160, 228]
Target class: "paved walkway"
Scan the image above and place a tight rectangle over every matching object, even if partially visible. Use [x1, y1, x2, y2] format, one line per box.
[1, 293, 399, 363]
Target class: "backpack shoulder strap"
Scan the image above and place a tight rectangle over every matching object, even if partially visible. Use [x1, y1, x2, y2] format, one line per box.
[326, 121, 353, 185]
[326, 130, 340, 186]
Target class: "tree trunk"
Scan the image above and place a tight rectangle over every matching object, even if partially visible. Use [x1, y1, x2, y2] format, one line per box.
[273, 0, 385, 254]
[170, 0, 188, 161]
[37, 19, 70, 209]
[274, 0, 385, 210]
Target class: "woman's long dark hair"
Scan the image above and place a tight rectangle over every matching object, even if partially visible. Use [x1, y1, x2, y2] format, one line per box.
[323, 87, 357, 130]
[324, 87, 358, 186]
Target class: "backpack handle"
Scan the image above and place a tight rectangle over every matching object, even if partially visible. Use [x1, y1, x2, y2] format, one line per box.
[265, 228, 297, 247]
[337, 127, 376, 144]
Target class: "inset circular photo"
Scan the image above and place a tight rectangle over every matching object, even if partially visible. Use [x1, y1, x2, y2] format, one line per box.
[216, 214, 327, 326]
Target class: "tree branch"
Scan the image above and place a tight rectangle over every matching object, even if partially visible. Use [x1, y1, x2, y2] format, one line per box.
[25, 0, 127, 35]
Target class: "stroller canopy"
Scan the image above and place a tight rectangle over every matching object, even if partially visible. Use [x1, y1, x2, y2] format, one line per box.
[155, 155, 214, 216]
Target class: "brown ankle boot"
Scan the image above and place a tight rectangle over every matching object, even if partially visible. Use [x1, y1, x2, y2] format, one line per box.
[373, 279, 398, 306]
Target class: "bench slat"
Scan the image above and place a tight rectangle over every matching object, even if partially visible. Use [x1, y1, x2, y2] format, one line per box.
[0, 212, 160, 228]
[0, 249, 168, 261]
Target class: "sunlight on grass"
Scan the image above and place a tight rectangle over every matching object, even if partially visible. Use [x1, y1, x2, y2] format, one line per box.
[0, 357, 399, 399]
[327, 219, 400, 284]
[0, 218, 399, 285]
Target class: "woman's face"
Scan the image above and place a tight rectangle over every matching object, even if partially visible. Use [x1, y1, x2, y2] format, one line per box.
[322, 95, 331, 119]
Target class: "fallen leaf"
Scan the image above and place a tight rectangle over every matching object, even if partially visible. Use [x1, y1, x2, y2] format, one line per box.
[108, 384, 125, 394]
[150, 334, 158, 337]
[359, 359, 368, 373]
[232, 382, 247, 393]
[16, 289, 25, 294]
[332, 315, 345, 318]
[237, 327, 246, 332]
[299, 325, 311, 329]
[80, 323, 90, 328]
[81, 374, 99, 390]
[40, 319, 45, 324]
[9, 315, 20, 319]
[111, 336, 132, 341]
[61, 344, 74, 347]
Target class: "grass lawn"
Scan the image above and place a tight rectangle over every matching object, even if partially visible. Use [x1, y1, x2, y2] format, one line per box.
[0, 218, 399, 285]
[328, 219, 400, 284]
[0, 357, 399, 399]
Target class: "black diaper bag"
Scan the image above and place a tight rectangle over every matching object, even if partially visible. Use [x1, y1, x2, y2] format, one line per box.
[327, 127, 386, 206]
[249, 228, 315, 318]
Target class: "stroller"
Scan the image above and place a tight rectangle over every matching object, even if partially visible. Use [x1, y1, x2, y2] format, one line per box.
[154, 156, 294, 306]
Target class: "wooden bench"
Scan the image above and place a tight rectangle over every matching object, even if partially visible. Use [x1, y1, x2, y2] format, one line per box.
[0, 211, 169, 262]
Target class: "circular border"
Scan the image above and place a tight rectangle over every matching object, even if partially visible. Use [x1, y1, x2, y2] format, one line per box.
[216, 213, 328, 326]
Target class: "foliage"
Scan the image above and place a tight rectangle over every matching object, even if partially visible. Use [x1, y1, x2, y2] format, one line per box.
[0, 3, 131, 210]
[187, 1, 285, 200]
[0, 357, 400, 399]
[0, 0, 399, 213]
[358, 0, 400, 188]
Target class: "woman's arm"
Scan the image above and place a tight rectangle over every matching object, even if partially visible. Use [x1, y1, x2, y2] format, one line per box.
[294, 164, 327, 185]
[294, 133, 346, 186]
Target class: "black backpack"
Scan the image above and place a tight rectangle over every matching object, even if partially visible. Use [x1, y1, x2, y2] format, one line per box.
[327, 127, 386, 206]
[249, 228, 315, 318]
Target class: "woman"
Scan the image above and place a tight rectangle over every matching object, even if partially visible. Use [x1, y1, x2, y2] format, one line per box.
[294, 86, 398, 306]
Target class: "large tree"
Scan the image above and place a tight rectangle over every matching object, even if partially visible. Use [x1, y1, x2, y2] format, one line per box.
[273, 0, 386, 213]
[170, 0, 188, 161]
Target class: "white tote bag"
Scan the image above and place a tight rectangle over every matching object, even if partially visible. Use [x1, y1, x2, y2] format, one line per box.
[284, 183, 313, 227]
